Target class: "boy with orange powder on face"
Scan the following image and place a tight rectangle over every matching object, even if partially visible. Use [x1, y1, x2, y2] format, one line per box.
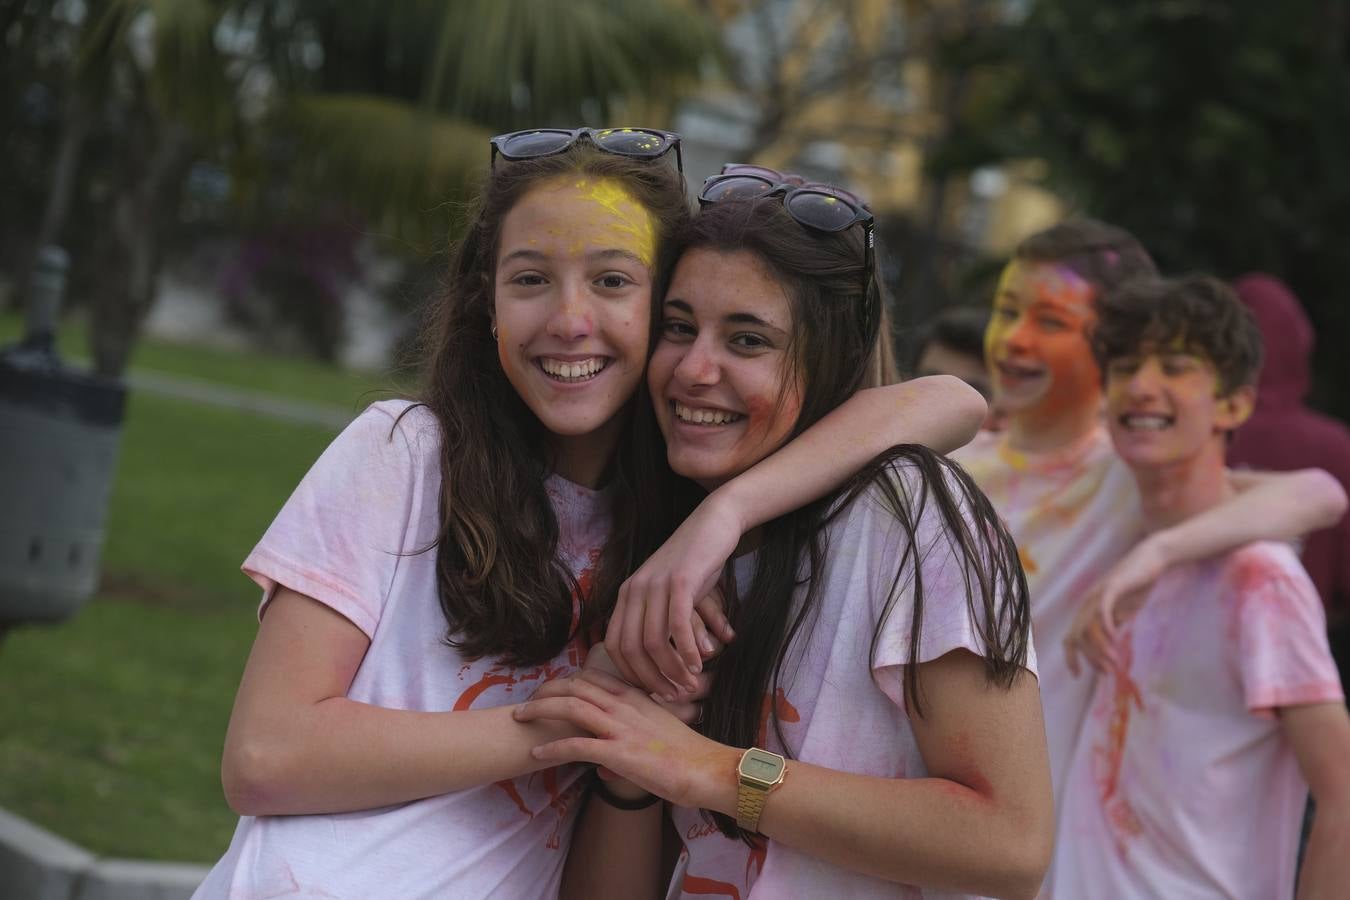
[1048, 276, 1350, 898]
[950, 220, 1347, 823]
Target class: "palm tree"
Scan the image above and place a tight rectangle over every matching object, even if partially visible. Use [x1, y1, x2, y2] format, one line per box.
[20, 0, 719, 375]
[272, 0, 718, 248]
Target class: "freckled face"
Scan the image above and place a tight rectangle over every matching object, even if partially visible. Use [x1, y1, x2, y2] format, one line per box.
[494, 176, 655, 445]
[1105, 349, 1252, 469]
[986, 260, 1100, 419]
[648, 249, 803, 491]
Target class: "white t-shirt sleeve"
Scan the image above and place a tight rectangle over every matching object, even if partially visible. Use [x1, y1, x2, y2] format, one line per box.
[1233, 546, 1345, 715]
[243, 402, 422, 638]
[867, 460, 1032, 709]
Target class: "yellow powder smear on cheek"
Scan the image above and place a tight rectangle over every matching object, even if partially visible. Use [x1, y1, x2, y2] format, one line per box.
[574, 178, 656, 267]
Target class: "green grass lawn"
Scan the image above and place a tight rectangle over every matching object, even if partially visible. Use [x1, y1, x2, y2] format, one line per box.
[0, 335, 383, 861]
[0, 310, 405, 410]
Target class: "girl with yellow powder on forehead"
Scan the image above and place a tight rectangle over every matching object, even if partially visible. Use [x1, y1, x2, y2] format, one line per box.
[192, 129, 986, 899]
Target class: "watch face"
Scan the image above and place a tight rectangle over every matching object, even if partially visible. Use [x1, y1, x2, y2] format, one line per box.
[740, 749, 784, 782]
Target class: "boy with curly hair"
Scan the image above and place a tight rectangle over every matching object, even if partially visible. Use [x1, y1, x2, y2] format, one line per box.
[1048, 275, 1350, 897]
[954, 220, 1345, 822]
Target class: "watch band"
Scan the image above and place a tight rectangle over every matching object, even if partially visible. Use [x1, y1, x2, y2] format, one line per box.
[735, 747, 786, 833]
[735, 781, 771, 832]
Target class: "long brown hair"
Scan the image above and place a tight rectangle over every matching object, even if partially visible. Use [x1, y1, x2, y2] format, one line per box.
[639, 200, 1030, 841]
[410, 145, 689, 666]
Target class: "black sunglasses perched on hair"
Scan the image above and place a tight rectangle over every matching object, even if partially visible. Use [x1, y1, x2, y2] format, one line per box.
[489, 127, 683, 173]
[699, 164, 876, 306]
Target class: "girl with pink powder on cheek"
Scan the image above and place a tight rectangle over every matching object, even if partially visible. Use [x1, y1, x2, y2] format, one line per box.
[517, 191, 1053, 900]
[192, 131, 987, 900]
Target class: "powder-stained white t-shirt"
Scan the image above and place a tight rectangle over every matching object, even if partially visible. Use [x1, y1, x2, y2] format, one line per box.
[952, 427, 1141, 809]
[668, 460, 1036, 900]
[1048, 542, 1343, 899]
[193, 401, 610, 900]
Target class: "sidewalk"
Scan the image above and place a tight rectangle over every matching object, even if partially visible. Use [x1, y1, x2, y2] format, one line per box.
[0, 807, 207, 900]
[125, 369, 357, 430]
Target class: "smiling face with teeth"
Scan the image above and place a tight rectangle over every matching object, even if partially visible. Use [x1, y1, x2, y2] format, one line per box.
[985, 260, 1102, 446]
[1104, 347, 1252, 470]
[648, 248, 804, 491]
[493, 176, 656, 482]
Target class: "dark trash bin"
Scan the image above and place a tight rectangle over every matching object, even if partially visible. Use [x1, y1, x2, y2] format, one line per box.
[1, 246, 126, 628]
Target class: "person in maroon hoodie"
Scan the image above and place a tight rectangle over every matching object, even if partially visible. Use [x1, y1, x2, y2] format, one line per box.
[1228, 273, 1350, 687]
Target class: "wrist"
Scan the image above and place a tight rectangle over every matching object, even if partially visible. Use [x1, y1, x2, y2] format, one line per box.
[689, 743, 745, 815]
[523, 715, 586, 746]
[705, 479, 754, 537]
[1142, 529, 1177, 568]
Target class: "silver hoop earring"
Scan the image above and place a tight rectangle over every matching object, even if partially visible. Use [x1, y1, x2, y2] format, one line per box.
[491, 324, 499, 341]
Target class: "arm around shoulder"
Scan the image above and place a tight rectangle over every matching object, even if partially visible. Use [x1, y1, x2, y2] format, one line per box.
[709, 376, 985, 537]
[1228, 467, 1348, 536]
[1142, 467, 1349, 576]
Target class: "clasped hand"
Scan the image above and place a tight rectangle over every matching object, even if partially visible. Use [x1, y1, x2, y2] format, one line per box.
[604, 496, 739, 700]
[514, 660, 729, 811]
[1063, 537, 1164, 676]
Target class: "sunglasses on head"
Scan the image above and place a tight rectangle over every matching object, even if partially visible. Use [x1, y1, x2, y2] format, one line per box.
[700, 164, 877, 319]
[489, 127, 683, 173]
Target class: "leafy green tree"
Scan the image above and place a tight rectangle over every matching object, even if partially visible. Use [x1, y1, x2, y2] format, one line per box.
[934, 0, 1350, 418]
[7, 0, 718, 374]
[266, 0, 718, 250]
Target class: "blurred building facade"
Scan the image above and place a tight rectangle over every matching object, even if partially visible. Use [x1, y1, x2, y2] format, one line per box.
[674, 0, 1061, 334]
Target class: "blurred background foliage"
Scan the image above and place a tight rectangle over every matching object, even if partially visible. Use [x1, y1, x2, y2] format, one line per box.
[2, 0, 1348, 863]
[930, 0, 1350, 417]
[1, 0, 718, 374]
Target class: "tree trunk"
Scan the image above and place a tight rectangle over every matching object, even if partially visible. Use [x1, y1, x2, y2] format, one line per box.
[89, 125, 191, 377]
[11, 89, 93, 315]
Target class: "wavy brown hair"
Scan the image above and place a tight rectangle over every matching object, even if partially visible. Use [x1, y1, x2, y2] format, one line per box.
[1092, 274, 1264, 395]
[631, 200, 1030, 842]
[408, 144, 689, 666]
[1014, 218, 1158, 304]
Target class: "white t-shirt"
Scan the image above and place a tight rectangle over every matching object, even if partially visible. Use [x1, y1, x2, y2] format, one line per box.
[193, 401, 611, 900]
[952, 427, 1141, 808]
[667, 460, 1037, 899]
[1048, 542, 1343, 899]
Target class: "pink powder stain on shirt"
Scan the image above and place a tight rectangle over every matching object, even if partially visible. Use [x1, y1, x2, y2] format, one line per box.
[1226, 551, 1283, 594]
[1221, 550, 1300, 653]
[1091, 637, 1145, 854]
[1225, 550, 1300, 622]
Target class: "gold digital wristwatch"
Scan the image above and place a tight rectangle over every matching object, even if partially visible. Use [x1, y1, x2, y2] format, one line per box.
[736, 747, 786, 833]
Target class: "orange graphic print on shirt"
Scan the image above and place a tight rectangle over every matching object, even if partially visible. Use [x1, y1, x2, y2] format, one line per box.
[680, 688, 798, 898]
[451, 548, 601, 849]
[681, 873, 741, 899]
[756, 687, 801, 745]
